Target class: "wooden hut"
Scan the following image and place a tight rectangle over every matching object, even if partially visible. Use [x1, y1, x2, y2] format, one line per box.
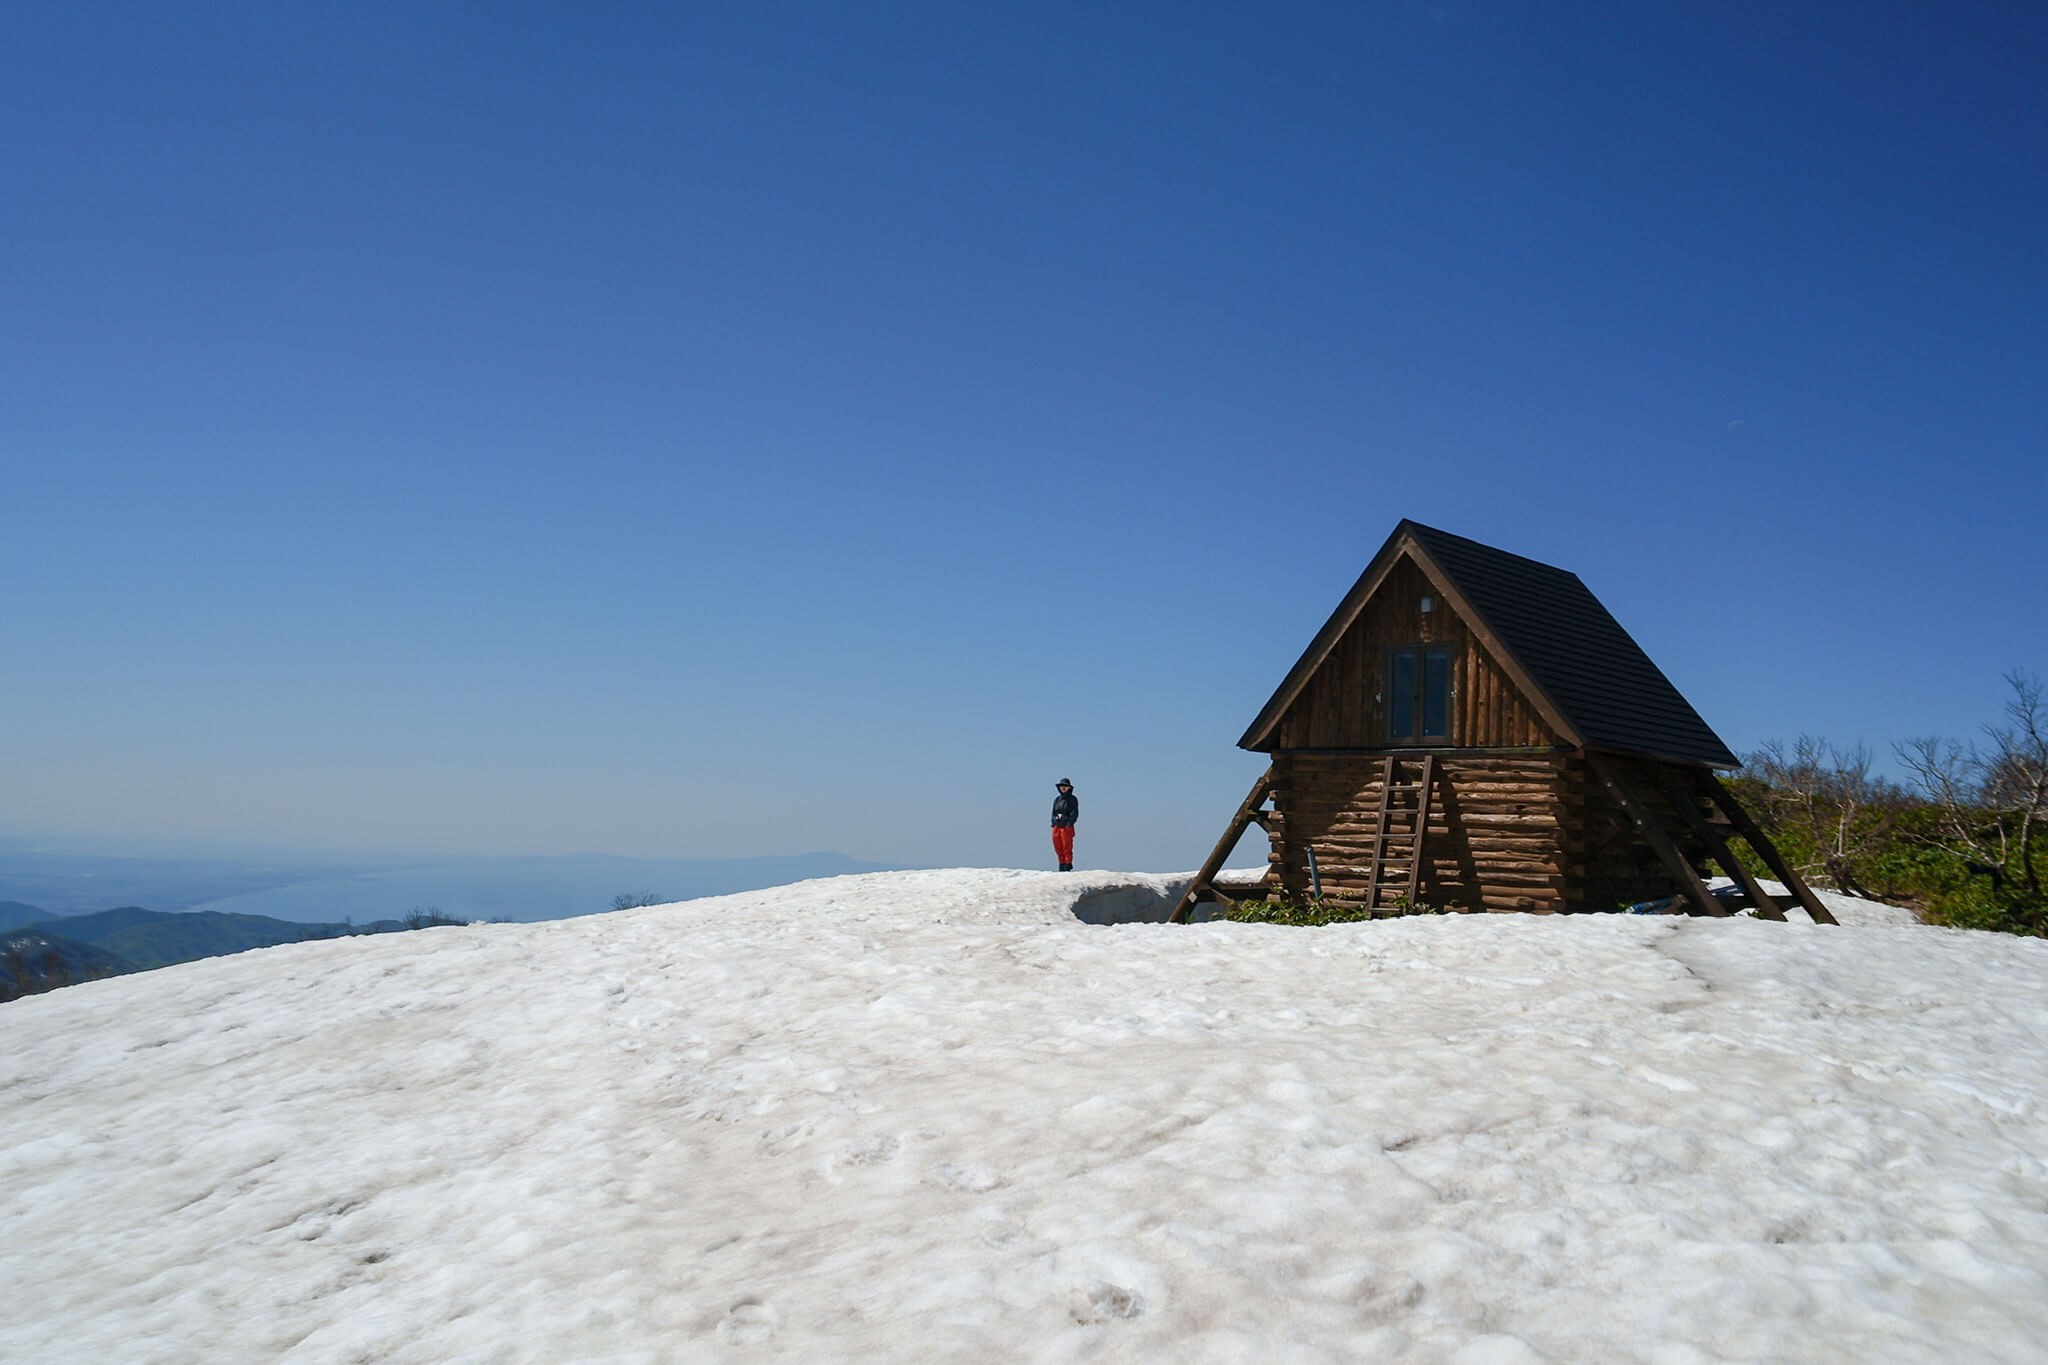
[1171, 521, 1835, 924]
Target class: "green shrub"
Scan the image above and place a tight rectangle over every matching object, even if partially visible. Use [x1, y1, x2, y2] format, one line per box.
[1919, 881, 2048, 936]
[1226, 896, 1369, 925]
[1224, 895, 1448, 925]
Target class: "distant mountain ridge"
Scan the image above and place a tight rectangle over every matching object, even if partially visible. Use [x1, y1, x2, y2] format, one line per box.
[50, 907, 383, 971]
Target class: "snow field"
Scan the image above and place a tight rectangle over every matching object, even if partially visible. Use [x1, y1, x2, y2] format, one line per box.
[4, 868, 2048, 1362]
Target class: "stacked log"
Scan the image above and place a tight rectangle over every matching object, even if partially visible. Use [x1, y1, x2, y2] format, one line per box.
[1272, 752, 1570, 914]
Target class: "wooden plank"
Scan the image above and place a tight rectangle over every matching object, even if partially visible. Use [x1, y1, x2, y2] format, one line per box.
[1701, 776, 1839, 926]
[1289, 792, 1551, 812]
[1586, 755, 1724, 917]
[1473, 654, 1489, 744]
[1429, 870, 1567, 887]
[1425, 778, 1557, 790]
[1169, 766, 1276, 924]
[1317, 822, 1544, 841]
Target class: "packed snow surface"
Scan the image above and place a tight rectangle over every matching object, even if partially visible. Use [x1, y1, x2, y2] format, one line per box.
[5, 869, 2048, 1363]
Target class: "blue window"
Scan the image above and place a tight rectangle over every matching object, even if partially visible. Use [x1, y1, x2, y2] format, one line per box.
[1386, 646, 1455, 742]
[1388, 650, 1415, 739]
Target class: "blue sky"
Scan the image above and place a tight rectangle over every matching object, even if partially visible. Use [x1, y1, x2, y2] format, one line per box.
[4, 2, 2044, 871]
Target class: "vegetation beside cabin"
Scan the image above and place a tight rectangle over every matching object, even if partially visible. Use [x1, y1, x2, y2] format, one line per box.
[1728, 672, 2048, 936]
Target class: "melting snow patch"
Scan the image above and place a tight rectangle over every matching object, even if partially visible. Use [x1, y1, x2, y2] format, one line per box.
[2, 867, 2044, 1363]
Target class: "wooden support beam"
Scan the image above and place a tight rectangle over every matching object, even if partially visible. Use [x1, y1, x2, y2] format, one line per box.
[1169, 766, 1276, 924]
[1586, 755, 1725, 917]
[1651, 770, 1786, 921]
[1701, 777, 1839, 925]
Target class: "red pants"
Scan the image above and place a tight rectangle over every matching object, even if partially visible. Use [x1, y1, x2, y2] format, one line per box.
[1052, 825, 1075, 866]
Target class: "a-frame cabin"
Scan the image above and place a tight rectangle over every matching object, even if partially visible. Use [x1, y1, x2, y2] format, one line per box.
[1171, 521, 1835, 925]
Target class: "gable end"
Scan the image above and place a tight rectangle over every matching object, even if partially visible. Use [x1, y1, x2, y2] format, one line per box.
[1241, 521, 1738, 768]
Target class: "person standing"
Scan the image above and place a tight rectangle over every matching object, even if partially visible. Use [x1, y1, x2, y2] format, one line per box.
[1050, 779, 1079, 871]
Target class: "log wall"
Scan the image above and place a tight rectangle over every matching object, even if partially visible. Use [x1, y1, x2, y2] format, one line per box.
[1269, 751, 1573, 913]
[1265, 750, 1721, 915]
[1272, 554, 1557, 750]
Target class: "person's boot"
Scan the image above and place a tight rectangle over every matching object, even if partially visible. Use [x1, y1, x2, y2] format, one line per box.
[1059, 862, 1072, 871]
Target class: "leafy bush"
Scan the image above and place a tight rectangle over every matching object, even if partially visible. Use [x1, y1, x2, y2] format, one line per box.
[1920, 885, 2048, 936]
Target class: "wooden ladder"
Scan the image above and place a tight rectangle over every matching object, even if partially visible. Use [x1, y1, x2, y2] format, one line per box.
[1361, 754, 1435, 914]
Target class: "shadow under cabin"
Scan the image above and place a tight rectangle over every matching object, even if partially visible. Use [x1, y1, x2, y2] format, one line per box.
[1171, 520, 1834, 925]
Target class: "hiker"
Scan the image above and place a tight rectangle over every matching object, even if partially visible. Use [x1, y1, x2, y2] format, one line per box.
[1051, 779, 1079, 871]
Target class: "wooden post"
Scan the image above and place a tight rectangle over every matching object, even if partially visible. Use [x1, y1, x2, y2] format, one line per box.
[1169, 766, 1277, 924]
[1587, 754, 1725, 917]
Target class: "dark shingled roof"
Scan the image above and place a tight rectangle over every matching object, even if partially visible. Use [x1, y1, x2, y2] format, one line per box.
[1242, 521, 1738, 767]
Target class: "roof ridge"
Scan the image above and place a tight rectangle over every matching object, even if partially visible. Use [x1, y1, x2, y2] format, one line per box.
[1398, 519, 1579, 580]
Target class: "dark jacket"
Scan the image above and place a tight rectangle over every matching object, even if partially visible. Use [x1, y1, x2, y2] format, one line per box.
[1051, 791, 1079, 827]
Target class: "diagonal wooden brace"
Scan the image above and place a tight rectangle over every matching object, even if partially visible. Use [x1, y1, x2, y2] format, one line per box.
[1701, 777, 1839, 925]
[1169, 766, 1276, 924]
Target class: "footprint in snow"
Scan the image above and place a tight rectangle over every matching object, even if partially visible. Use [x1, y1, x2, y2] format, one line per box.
[845, 1133, 900, 1164]
[716, 1297, 778, 1344]
[931, 1161, 1001, 1192]
[1069, 1281, 1146, 1325]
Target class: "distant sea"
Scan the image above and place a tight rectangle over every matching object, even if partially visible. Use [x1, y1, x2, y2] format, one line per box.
[190, 853, 899, 924]
[0, 839, 899, 924]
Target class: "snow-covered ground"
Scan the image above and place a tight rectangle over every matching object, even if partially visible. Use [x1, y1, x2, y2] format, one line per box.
[5, 868, 2047, 1363]
[1703, 876, 1925, 928]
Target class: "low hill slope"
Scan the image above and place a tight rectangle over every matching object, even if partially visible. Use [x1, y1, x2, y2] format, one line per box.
[3, 869, 2046, 1362]
[27, 906, 391, 973]
[24, 905, 166, 940]
[0, 927, 137, 1000]
[83, 909, 355, 971]
[0, 899, 54, 932]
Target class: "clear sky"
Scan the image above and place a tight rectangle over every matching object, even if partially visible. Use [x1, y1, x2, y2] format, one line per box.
[4, 2, 2044, 872]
